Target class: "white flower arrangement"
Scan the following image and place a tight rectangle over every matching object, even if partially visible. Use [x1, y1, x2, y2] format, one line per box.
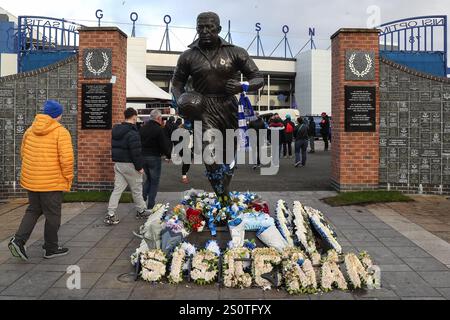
[310, 252, 322, 266]
[320, 250, 348, 292]
[305, 206, 342, 254]
[282, 248, 318, 295]
[252, 248, 282, 289]
[130, 239, 149, 266]
[140, 249, 167, 283]
[190, 249, 219, 285]
[168, 246, 186, 284]
[344, 252, 370, 289]
[276, 200, 295, 246]
[359, 251, 373, 269]
[359, 251, 381, 289]
[292, 202, 318, 255]
[223, 248, 253, 289]
[130, 193, 382, 294]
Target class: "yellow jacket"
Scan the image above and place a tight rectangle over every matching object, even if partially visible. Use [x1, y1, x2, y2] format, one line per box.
[20, 114, 74, 192]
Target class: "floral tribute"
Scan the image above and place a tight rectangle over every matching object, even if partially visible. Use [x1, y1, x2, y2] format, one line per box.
[140, 250, 167, 283]
[190, 241, 220, 285]
[131, 192, 380, 295]
[223, 247, 253, 289]
[282, 248, 317, 295]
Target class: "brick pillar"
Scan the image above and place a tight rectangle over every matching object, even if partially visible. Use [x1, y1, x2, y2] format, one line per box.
[77, 27, 128, 190]
[330, 28, 380, 191]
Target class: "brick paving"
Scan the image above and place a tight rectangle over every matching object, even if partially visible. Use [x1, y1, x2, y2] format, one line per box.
[0, 192, 449, 300]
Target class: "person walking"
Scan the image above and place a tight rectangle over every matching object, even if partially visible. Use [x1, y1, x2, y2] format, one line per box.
[9, 100, 74, 261]
[140, 109, 172, 210]
[294, 117, 309, 168]
[105, 108, 151, 226]
[283, 114, 295, 158]
[320, 112, 331, 152]
[269, 114, 285, 159]
[164, 116, 176, 141]
[249, 113, 266, 169]
[308, 116, 316, 154]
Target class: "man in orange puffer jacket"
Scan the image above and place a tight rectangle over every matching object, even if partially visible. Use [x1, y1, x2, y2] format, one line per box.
[8, 100, 74, 261]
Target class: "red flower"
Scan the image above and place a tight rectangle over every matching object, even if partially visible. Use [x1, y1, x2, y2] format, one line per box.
[187, 208, 205, 232]
[250, 201, 270, 215]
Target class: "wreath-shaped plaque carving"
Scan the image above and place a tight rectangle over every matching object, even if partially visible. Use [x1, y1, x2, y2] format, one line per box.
[85, 52, 110, 76]
[349, 53, 373, 78]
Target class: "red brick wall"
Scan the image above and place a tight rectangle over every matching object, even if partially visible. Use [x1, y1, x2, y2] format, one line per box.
[331, 29, 380, 191]
[77, 27, 127, 188]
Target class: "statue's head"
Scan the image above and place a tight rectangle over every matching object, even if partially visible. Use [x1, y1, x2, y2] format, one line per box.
[197, 12, 222, 48]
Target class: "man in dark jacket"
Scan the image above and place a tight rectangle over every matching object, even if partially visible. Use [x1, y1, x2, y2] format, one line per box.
[283, 114, 295, 158]
[140, 109, 172, 210]
[106, 108, 151, 226]
[320, 112, 331, 151]
[164, 116, 176, 141]
[249, 113, 266, 169]
[308, 116, 316, 154]
[294, 117, 309, 168]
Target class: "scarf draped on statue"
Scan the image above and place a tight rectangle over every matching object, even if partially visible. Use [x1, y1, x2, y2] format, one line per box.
[238, 82, 257, 149]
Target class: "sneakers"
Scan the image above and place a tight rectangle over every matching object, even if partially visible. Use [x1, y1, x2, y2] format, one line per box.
[104, 214, 120, 226]
[8, 237, 28, 261]
[136, 209, 152, 220]
[44, 247, 69, 259]
[295, 161, 304, 168]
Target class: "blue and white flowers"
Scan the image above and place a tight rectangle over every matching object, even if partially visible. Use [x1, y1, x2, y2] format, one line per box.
[292, 201, 318, 254]
[305, 206, 343, 255]
[276, 200, 295, 246]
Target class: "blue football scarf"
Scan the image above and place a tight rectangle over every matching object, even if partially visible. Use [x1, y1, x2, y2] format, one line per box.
[238, 82, 257, 149]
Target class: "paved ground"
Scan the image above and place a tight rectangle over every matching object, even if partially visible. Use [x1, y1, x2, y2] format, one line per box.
[0, 191, 449, 300]
[383, 196, 450, 244]
[159, 142, 332, 192]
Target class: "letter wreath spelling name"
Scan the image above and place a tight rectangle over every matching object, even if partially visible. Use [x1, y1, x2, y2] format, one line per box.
[130, 194, 382, 295]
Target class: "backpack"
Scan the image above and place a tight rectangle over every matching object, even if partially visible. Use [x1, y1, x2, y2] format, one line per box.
[285, 122, 294, 134]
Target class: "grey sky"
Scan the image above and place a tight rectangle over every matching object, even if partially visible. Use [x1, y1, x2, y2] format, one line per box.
[2, 0, 449, 55]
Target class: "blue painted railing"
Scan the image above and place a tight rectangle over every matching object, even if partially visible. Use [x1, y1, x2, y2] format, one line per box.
[378, 15, 448, 76]
[17, 16, 84, 72]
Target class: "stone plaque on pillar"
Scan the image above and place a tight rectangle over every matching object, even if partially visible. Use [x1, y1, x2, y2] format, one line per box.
[83, 48, 112, 79]
[345, 86, 377, 132]
[81, 84, 113, 129]
[345, 51, 376, 81]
